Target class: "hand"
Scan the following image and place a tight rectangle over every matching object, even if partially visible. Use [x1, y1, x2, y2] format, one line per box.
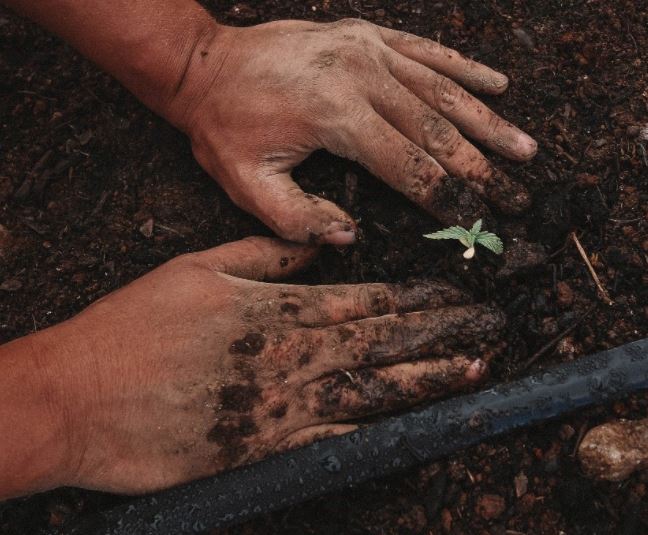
[36, 237, 504, 494]
[170, 18, 538, 245]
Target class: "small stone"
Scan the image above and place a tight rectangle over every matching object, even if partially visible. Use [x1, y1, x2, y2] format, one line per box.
[518, 493, 536, 514]
[512, 27, 535, 50]
[475, 493, 506, 520]
[559, 424, 576, 441]
[556, 281, 574, 307]
[77, 130, 93, 146]
[33, 99, 47, 114]
[575, 172, 599, 188]
[441, 508, 452, 532]
[579, 418, 648, 481]
[556, 336, 577, 358]
[228, 3, 257, 18]
[514, 472, 528, 498]
[139, 218, 154, 238]
[0, 278, 22, 291]
[639, 124, 648, 142]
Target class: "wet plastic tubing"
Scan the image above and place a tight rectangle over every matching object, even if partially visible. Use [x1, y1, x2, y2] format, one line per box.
[58, 338, 648, 535]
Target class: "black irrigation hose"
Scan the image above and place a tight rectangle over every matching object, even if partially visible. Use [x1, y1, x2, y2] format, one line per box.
[58, 338, 648, 535]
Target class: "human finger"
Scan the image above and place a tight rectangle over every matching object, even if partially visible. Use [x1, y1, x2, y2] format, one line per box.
[272, 280, 471, 328]
[336, 108, 491, 226]
[192, 236, 317, 281]
[378, 26, 509, 95]
[304, 356, 487, 420]
[369, 76, 530, 213]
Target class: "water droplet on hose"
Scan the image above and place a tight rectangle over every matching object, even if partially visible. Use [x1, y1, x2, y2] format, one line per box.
[589, 376, 603, 391]
[321, 455, 342, 473]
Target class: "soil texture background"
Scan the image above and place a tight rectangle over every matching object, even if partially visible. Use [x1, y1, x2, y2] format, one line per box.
[1, 0, 647, 533]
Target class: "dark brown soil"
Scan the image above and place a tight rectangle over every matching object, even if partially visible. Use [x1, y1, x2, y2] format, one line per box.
[1, 0, 647, 534]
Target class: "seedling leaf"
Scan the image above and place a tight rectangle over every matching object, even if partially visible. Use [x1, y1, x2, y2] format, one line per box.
[470, 219, 483, 234]
[423, 219, 504, 258]
[475, 231, 504, 255]
[423, 226, 473, 245]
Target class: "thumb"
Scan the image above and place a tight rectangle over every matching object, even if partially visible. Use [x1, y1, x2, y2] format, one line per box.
[193, 236, 318, 281]
[229, 171, 357, 245]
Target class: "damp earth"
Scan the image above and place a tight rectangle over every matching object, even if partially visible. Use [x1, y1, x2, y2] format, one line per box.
[1, 0, 647, 534]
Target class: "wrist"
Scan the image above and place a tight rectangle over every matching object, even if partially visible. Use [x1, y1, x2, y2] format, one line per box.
[4, 0, 229, 132]
[0, 323, 88, 498]
[160, 20, 236, 133]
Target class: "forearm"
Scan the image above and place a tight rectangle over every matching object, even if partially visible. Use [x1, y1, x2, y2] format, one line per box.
[0, 327, 80, 500]
[2, 0, 222, 123]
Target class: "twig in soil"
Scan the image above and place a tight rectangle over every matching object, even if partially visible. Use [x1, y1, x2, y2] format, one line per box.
[570, 232, 614, 306]
[638, 142, 648, 167]
[522, 304, 596, 370]
[14, 149, 54, 200]
[347, 0, 366, 16]
[373, 222, 391, 235]
[547, 232, 578, 260]
[154, 223, 185, 238]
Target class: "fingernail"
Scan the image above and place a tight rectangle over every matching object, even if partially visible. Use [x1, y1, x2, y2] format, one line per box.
[494, 73, 509, 90]
[327, 230, 356, 245]
[466, 359, 488, 381]
[325, 222, 356, 245]
[517, 133, 538, 159]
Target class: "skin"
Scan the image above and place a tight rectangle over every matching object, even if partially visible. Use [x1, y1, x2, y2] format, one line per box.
[6, 0, 537, 244]
[0, 237, 505, 499]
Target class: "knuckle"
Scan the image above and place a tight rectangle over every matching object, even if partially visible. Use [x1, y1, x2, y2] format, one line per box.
[418, 37, 442, 55]
[166, 251, 204, 272]
[267, 328, 322, 369]
[484, 113, 505, 141]
[397, 143, 445, 200]
[435, 77, 463, 112]
[335, 17, 371, 31]
[421, 114, 460, 155]
[357, 285, 394, 317]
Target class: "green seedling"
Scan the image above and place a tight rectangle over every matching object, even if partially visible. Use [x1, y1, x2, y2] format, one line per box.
[423, 219, 504, 259]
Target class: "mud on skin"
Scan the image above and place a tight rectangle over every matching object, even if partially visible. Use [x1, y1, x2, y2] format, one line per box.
[208, 298, 503, 468]
[315, 360, 476, 419]
[230, 332, 266, 355]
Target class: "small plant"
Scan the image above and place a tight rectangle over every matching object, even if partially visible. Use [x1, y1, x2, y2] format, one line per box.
[423, 219, 504, 259]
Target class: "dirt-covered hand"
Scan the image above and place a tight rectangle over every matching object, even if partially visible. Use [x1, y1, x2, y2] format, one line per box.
[169, 19, 538, 245]
[47, 237, 504, 494]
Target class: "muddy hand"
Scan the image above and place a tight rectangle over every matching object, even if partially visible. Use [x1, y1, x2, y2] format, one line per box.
[166, 19, 537, 244]
[31, 238, 503, 494]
